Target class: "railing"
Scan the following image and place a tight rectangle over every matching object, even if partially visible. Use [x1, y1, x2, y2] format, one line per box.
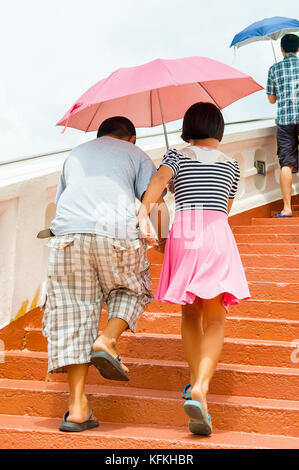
[0, 117, 275, 166]
[0, 120, 298, 329]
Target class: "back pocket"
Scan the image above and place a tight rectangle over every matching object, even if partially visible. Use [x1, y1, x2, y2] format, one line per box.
[47, 235, 76, 276]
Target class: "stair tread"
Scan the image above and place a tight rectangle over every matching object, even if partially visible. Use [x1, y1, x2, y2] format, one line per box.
[3, 350, 299, 375]
[0, 413, 298, 449]
[5, 332, 297, 348]
[5, 331, 297, 347]
[25, 314, 299, 331]
[1, 378, 298, 410]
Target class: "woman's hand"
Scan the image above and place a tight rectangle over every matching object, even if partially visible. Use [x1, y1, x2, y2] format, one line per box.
[154, 238, 167, 253]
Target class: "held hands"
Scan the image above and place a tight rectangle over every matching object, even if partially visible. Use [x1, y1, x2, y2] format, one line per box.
[138, 207, 167, 253]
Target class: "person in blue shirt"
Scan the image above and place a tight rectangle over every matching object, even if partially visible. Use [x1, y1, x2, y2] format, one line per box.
[267, 34, 299, 218]
[41, 116, 169, 432]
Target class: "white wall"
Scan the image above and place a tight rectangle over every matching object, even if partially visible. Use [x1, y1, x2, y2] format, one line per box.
[0, 122, 298, 329]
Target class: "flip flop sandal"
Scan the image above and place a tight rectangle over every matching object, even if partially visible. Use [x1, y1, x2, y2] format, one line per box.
[59, 411, 99, 432]
[182, 383, 191, 400]
[90, 351, 130, 381]
[184, 400, 212, 436]
[273, 211, 292, 218]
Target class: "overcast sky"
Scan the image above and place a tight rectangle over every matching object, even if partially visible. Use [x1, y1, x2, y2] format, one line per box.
[0, 0, 297, 162]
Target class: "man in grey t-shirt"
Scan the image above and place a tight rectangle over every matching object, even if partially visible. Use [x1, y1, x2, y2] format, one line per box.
[42, 116, 169, 432]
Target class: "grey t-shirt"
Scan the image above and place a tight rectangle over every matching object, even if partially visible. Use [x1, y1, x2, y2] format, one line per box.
[51, 136, 157, 239]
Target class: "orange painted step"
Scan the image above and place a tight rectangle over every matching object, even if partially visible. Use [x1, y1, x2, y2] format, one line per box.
[1, 414, 298, 449]
[2, 352, 299, 401]
[2, 300, 298, 353]
[146, 298, 299, 319]
[24, 313, 299, 344]
[150, 259, 299, 279]
[247, 281, 299, 302]
[253, 217, 299, 225]
[237, 243, 299, 255]
[244, 267, 299, 283]
[234, 233, 299, 244]
[230, 299, 299, 320]
[151, 279, 299, 302]
[119, 334, 298, 368]
[9, 328, 299, 368]
[148, 243, 299, 263]
[232, 225, 299, 234]
[2, 333, 297, 368]
[150, 267, 299, 283]
[0, 379, 298, 436]
[240, 254, 299, 269]
[138, 313, 299, 340]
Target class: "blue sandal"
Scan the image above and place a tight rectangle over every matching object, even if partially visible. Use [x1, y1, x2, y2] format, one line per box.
[273, 211, 292, 218]
[184, 400, 212, 436]
[182, 384, 192, 400]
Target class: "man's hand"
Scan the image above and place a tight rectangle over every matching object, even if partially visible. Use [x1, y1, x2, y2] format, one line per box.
[154, 238, 167, 253]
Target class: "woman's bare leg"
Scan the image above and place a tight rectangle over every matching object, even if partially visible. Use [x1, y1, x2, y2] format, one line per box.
[181, 298, 204, 390]
[181, 294, 226, 415]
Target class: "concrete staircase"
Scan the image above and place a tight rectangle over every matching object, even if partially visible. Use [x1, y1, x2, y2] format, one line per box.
[0, 211, 299, 448]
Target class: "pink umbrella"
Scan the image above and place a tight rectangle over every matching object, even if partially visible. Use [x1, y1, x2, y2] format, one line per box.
[57, 56, 263, 148]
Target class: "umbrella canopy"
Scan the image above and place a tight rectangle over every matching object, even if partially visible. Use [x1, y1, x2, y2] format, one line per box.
[230, 16, 299, 49]
[57, 56, 263, 148]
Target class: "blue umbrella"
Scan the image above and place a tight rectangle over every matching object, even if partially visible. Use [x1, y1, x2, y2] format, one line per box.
[230, 16, 299, 62]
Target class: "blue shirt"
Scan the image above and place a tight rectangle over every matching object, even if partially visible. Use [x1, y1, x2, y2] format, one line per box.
[266, 54, 299, 125]
[51, 136, 158, 239]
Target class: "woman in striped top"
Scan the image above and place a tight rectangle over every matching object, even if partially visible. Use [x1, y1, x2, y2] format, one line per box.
[139, 102, 250, 436]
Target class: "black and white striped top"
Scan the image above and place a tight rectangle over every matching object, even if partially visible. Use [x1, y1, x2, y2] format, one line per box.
[161, 146, 241, 215]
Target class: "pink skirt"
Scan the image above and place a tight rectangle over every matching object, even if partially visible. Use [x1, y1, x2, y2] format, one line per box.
[155, 210, 250, 312]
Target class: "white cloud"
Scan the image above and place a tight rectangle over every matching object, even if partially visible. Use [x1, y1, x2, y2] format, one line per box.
[0, 0, 297, 161]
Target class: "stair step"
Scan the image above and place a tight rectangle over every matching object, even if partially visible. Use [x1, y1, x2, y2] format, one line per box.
[151, 279, 299, 302]
[151, 260, 299, 278]
[237, 243, 299, 255]
[240, 254, 299, 268]
[230, 299, 299, 320]
[235, 234, 299, 244]
[232, 225, 299, 234]
[24, 314, 299, 346]
[2, 305, 298, 354]
[247, 281, 299, 302]
[2, 351, 298, 400]
[0, 379, 298, 436]
[151, 267, 299, 283]
[1, 414, 298, 449]
[244, 267, 299, 283]
[2, 334, 298, 370]
[148, 243, 299, 263]
[255, 217, 299, 224]
[146, 298, 299, 319]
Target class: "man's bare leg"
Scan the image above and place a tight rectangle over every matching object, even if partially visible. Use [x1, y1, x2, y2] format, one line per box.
[93, 318, 129, 373]
[67, 363, 90, 423]
[280, 166, 293, 216]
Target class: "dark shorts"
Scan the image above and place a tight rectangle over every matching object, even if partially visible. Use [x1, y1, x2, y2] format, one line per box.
[277, 124, 299, 174]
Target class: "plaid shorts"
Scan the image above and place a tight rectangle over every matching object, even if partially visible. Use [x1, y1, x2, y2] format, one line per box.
[42, 234, 153, 373]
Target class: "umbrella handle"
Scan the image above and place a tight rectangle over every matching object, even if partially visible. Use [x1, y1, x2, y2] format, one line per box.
[157, 89, 169, 150]
[271, 40, 277, 63]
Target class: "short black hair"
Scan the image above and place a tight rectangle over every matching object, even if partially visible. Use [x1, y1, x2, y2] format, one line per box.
[97, 116, 136, 138]
[181, 102, 224, 143]
[281, 34, 299, 53]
